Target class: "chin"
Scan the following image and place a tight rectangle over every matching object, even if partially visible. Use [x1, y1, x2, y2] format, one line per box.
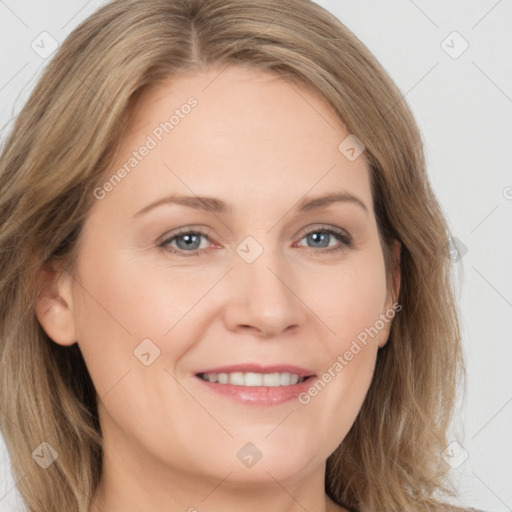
[192, 431, 330, 484]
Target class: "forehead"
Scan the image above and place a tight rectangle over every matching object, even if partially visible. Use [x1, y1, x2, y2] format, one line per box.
[95, 65, 373, 218]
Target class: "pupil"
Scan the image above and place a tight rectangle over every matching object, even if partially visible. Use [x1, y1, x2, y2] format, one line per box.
[308, 232, 329, 248]
[177, 234, 200, 250]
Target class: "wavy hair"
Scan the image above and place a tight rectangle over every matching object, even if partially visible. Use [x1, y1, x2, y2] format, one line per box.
[0, 1, 466, 510]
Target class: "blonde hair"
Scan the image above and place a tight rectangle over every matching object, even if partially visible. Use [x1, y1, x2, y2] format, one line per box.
[0, 0, 467, 510]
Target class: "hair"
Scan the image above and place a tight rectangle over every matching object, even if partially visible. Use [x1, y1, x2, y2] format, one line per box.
[0, 1, 468, 511]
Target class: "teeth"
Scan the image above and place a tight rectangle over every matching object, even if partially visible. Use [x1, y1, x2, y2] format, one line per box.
[245, 372, 263, 386]
[200, 372, 306, 386]
[262, 373, 280, 387]
[229, 372, 244, 385]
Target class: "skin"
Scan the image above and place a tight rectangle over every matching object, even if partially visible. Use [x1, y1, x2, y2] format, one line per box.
[36, 65, 400, 512]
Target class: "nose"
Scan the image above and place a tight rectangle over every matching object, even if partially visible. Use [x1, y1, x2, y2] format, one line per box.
[222, 249, 305, 338]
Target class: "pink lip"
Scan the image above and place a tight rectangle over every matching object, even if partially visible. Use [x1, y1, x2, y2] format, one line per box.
[194, 364, 316, 406]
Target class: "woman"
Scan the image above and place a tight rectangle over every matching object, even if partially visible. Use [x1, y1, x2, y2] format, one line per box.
[0, 0, 481, 510]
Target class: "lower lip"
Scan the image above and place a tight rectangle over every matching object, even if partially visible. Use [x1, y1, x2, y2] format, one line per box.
[196, 376, 315, 406]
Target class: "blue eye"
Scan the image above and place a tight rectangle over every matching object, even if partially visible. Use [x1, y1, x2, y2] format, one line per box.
[159, 226, 352, 257]
[160, 230, 210, 254]
[297, 228, 352, 254]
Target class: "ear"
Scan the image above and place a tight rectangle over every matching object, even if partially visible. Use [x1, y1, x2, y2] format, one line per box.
[34, 260, 77, 346]
[378, 239, 402, 348]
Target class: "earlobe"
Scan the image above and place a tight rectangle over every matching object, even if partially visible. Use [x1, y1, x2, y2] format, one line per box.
[34, 261, 77, 346]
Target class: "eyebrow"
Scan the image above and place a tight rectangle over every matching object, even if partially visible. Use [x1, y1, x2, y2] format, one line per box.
[133, 191, 369, 218]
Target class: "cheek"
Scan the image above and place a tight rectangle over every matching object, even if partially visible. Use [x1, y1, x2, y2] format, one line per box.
[71, 242, 177, 395]
[297, 249, 389, 440]
[71, 236, 231, 401]
[316, 249, 389, 349]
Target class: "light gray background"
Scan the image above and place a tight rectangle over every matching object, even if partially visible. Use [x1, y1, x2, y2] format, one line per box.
[0, 1, 511, 510]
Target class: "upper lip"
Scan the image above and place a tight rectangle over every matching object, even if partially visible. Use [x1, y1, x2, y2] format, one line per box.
[196, 364, 315, 378]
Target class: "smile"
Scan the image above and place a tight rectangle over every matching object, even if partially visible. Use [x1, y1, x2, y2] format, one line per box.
[198, 371, 307, 386]
[194, 364, 316, 406]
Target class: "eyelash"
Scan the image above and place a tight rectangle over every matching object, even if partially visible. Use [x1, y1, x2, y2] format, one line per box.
[158, 226, 353, 257]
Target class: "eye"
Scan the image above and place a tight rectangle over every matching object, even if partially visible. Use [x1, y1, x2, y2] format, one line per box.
[295, 227, 352, 254]
[159, 226, 353, 257]
[159, 229, 214, 256]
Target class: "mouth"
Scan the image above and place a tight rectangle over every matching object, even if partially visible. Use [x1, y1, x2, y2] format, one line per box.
[198, 371, 308, 386]
[194, 364, 316, 406]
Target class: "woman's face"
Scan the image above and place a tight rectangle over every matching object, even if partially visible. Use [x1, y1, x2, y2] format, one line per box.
[41, 66, 399, 489]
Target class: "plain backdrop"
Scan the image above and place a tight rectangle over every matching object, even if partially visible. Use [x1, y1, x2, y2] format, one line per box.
[0, 1, 511, 510]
